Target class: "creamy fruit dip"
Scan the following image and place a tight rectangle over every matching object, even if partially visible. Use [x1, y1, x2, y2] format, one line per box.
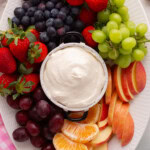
[43, 46, 105, 108]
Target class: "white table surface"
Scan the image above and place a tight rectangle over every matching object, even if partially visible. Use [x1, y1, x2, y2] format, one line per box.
[0, 0, 150, 149]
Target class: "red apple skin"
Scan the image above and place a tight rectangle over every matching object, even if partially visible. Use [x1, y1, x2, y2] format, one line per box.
[121, 69, 134, 100]
[125, 62, 139, 95]
[105, 66, 112, 105]
[114, 66, 129, 102]
[135, 61, 146, 93]
[122, 113, 134, 146]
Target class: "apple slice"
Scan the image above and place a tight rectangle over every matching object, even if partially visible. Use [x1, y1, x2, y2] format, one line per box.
[91, 126, 112, 146]
[122, 113, 134, 146]
[116, 103, 130, 139]
[105, 66, 112, 104]
[125, 62, 138, 95]
[108, 90, 118, 126]
[93, 143, 108, 150]
[112, 100, 122, 134]
[114, 66, 129, 102]
[135, 62, 146, 93]
[121, 69, 134, 100]
[98, 118, 108, 130]
[99, 99, 109, 122]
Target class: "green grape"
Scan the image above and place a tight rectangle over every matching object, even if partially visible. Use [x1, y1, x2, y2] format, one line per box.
[118, 6, 128, 16]
[136, 23, 148, 37]
[99, 51, 108, 59]
[113, 0, 125, 7]
[122, 13, 130, 22]
[92, 30, 106, 44]
[122, 37, 136, 50]
[98, 42, 110, 53]
[102, 26, 109, 38]
[109, 13, 122, 24]
[132, 49, 145, 61]
[125, 21, 136, 35]
[120, 27, 130, 39]
[119, 47, 132, 55]
[97, 9, 110, 24]
[117, 54, 131, 68]
[109, 29, 122, 44]
[106, 21, 118, 33]
[138, 43, 145, 48]
[108, 49, 119, 60]
[119, 23, 126, 29]
[140, 47, 148, 56]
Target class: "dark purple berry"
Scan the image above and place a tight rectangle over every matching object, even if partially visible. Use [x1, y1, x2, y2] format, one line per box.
[44, 10, 51, 19]
[38, 3, 46, 11]
[47, 27, 57, 37]
[71, 7, 80, 16]
[46, 18, 54, 27]
[19, 96, 33, 110]
[51, 9, 59, 18]
[27, 7, 36, 17]
[30, 17, 35, 25]
[12, 17, 20, 26]
[61, 7, 69, 15]
[41, 144, 55, 150]
[64, 25, 71, 32]
[26, 121, 40, 136]
[46, 1, 54, 10]
[57, 11, 66, 20]
[13, 127, 29, 142]
[74, 20, 85, 32]
[40, 32, 50, 43]
[22, 1, 32, 11]
[16, 110, 29, 126]
[21, 16, 30, 27]
[51, 0, 60, 4]
[54, 18, 63, 28]
[57, 27, 66, 36]
[35, 21, 46, 32]
[34, 10, 44, 22]
[30, 136, 46, 148]
[14, 7, 25, 19]
[65, 16, 73, 25]
[55, 2, 63, 9]
[47, 42, 57, 51]
[42, 126, 53, 141]
[30, 0, 40, 6]
[7, 95, 20, 110]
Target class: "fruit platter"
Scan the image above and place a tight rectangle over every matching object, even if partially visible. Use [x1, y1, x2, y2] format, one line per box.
[0, 0, 150, 150]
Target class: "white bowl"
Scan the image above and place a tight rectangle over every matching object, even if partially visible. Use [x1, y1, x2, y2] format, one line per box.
[0, 0, 150, 150]
[40, 42, 108, 112]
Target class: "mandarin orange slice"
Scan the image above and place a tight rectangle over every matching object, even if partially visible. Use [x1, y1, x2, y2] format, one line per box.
[53, 133, 88, 150]
[62, 120, 99, 143]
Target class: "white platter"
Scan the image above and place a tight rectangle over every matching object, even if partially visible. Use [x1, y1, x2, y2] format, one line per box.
[0, 0, 150, 150]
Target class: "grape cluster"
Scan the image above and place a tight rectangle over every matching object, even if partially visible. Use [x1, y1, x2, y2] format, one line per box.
[7, 87, 64, 150]
[12, 0, 85, 51]
[93, 0, 149, 68]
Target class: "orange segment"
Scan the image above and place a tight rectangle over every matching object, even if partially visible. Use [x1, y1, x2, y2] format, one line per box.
[53, 133, 88, 150]
[62, 120, 99, 143]
[86, 143, 93, 150]
[81, 104, 101, 124]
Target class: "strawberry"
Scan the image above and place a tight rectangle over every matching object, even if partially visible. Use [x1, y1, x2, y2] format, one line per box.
[85, 0, 108, 12]
[28, 42, 48, 64]
[26, 26, 40, 41]
[9, 38, 30, 62]
[1, 36, 8, 47]
[82, 26, 97, 48]
[66, 0, 85, 6]
[11, 74, 39, 99]
[0, 47, 17, 74]
[79, 7, 96, 26]
[0, 74, 17, 96]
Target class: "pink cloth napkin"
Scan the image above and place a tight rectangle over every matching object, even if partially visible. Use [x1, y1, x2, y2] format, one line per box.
[0, 115, 16, 150]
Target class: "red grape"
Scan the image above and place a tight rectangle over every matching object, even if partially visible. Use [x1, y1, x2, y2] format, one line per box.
[19, 96, 33, 110]
[36, 100, 51, 118]
[41, 144, 55, 150]
[16, 110, 29, 126]
[28, 106, 42, 122]
[48, 113, 64, 134]
[30, 135, 46, 148]
[7, 95, 20, 109]
[13, 127, 29, 142]
[26, 120, 40, 136]
[42, 126, 54, 141]
[33, 87, 47, 103]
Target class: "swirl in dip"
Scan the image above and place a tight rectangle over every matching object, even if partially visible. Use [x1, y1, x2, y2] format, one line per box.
[43, 46, 105, 108]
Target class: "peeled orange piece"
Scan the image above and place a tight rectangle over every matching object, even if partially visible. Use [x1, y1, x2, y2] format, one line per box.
[53, 133, 88, 150]
[81, 104, 101, 124]
[62, 120, 99, 143]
